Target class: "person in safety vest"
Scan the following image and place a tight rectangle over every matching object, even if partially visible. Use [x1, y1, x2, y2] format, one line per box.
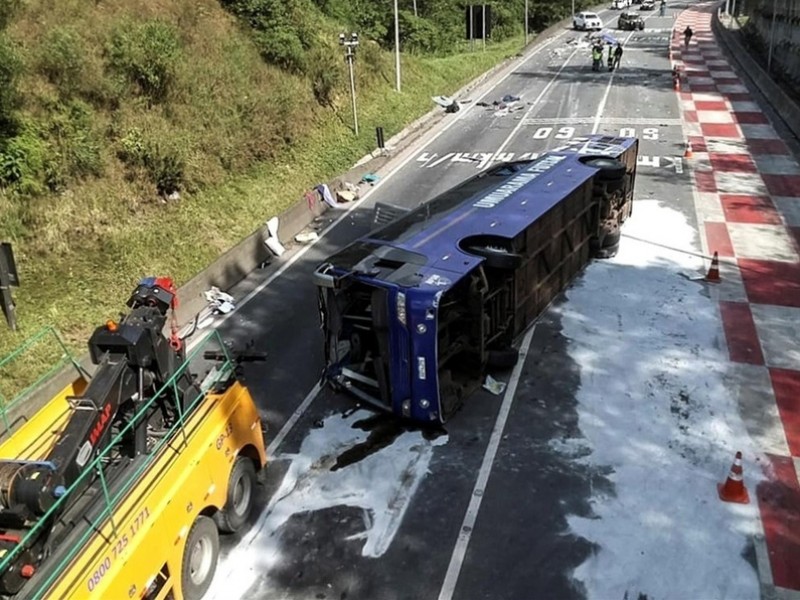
[592, 43, 603, 71]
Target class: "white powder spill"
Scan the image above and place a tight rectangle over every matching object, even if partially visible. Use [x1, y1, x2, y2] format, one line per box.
[205, 410, 447, 599]
[555, 200, 764, 600]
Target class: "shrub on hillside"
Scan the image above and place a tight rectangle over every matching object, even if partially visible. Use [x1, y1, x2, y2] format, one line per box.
[0, 127, 48, 196]
[107, 20, 182, 103]
[117, 128, 185, 196]
[0, 35, 22, 139]
[43, 100, 103, 191]
[37, 28, 87, 97]
[0, 0, 21, 30]
[308, 46, 343, 106]
[399, 11, 445, 53]
[221, 0, 314, 73]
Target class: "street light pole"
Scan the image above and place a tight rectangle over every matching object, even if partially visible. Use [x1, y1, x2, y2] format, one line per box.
[767, 0, 778, 72]
[339, 32, 360, 135]
[525, 0, 529, 45]
[394, 0, 401, 91]
[572, 0, 575, 18]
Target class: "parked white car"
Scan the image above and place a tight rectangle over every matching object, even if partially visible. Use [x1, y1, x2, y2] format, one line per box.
[574, 12, 604, 30]
[611, 0, 631, 8]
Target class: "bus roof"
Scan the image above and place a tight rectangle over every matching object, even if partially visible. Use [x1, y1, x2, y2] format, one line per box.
[327, 135, 636, 292]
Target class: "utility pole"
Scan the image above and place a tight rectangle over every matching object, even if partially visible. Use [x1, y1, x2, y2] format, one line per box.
[482, 4, 486, 51]
[394, 0, 401, 91]
[339, 32, 360, 135]
[470, 5, 474, 51]
[572, 0, 576, 17]
[525, 0, 529, 45]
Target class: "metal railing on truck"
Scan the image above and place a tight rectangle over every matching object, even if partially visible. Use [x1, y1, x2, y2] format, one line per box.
[0, 326, 86, 439]
[0, 328, 235, 600]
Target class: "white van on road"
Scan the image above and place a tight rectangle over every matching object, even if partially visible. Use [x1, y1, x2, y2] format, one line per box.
[573, 12, 604, 30]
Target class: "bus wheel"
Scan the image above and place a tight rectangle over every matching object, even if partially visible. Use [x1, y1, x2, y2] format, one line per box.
[467, 246, 522, 270]
[582, 156, 626, 181]
[215, 457, 257, 534]
[182, 515, 219, 600]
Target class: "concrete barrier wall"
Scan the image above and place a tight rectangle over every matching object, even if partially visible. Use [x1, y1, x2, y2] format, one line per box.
[713, 10, 800, 142]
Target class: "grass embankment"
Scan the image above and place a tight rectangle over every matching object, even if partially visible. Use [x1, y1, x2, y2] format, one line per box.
[0, 0, 524, 394]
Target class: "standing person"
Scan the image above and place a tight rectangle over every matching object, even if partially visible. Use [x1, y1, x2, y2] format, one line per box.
[607, 43, 615, 71]
[683, 25, 693, 49]
[660, 0, 667, 16]
[613, 43, 623, 70]
[592, 43, 603, 71]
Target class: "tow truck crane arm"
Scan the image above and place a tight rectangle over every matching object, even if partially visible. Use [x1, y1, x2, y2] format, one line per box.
[0, 277, 194, 595]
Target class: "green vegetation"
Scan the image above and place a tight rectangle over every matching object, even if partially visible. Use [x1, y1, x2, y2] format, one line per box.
[0, 0, 580, 371]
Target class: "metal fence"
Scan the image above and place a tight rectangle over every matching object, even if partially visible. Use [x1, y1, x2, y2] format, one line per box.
[725, 0, 800, 91]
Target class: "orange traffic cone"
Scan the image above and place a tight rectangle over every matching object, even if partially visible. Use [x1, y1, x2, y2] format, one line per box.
[717, 451, 750, 504]
[705, 251, 720, 282]
[684, 141, 693, 158]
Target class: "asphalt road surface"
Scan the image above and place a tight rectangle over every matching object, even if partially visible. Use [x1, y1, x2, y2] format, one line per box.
[195, 5, 714, 600]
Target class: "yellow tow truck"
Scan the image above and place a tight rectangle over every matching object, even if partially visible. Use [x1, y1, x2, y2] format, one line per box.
[0, 277, 267, 600]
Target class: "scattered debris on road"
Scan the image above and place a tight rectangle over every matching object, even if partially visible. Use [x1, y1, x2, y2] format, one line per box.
[264, 216, 286, 256]
[432, 95, 461, 113]
[204, 286, 235, 314]
[483, 374, 507, 395]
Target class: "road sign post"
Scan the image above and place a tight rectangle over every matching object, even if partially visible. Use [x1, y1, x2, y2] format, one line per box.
[0, 243, 19, 331]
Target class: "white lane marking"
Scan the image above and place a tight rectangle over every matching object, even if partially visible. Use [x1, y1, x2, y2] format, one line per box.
[437, 325, 537, 600]
[591, 30, 636, 134]
[486, 47, 581, 165]
[266, 381, 322, 456]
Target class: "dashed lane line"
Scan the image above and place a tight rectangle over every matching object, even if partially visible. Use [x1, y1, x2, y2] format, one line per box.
[437, 326, 537, 600]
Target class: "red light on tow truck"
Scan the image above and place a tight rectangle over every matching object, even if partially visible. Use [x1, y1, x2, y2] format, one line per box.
[20, 564, 35, 578]
[106, 320, 118, 332]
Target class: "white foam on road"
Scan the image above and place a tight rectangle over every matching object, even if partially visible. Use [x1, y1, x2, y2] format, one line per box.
[205, 411, 447, 599]
[555, 200, 764, 600]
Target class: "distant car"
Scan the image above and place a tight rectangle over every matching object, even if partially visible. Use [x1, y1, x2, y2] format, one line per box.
[611, 0, 631, 9]
[640, 0, 655, 9]
[618, 11, 645, 29]
[574, 12, 604, 30]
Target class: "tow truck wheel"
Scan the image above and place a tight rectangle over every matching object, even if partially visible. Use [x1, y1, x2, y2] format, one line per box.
[214, 457, 257, 534]
[182, 515, 219, 600]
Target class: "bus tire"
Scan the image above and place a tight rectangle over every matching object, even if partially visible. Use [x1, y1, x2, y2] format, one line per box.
[215, 457, 257, 534]
[596, 177, 624, 195]
[582, 157, 626, 181]
[182, 515, 219, 600]
[467, 246, 523, 270]
[596, 242, 621, 258]
[602, 230, 621, 248]
[487, 348, 520, 369]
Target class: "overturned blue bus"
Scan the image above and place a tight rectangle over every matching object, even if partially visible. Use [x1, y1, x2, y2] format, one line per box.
[314, 135, 639, 424]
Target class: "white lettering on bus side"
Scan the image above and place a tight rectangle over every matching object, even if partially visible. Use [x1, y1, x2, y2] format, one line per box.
[473, 155, 566, 209]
